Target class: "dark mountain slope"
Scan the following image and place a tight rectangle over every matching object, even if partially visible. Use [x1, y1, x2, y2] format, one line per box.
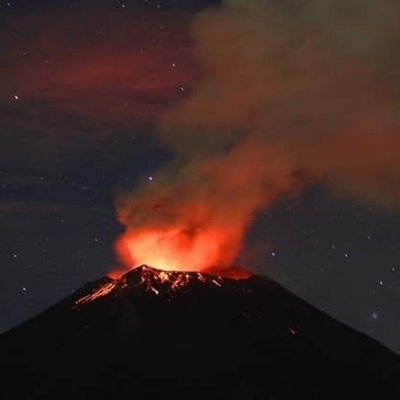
[1, 265, 399, 399]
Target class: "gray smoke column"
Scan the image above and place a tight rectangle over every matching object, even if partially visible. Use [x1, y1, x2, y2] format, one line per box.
[114, 0, 400, 273]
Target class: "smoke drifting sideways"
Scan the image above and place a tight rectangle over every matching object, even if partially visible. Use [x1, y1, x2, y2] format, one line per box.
[115, 0, 400, 274]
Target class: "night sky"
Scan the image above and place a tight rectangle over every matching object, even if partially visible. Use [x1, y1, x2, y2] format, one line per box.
[2, 0, 400, 355]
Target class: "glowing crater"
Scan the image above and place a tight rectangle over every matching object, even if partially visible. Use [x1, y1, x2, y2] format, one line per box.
[75, 265, 247, 307]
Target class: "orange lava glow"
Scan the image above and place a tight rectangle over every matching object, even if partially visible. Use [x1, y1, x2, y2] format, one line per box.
[112, 225, 250, 280]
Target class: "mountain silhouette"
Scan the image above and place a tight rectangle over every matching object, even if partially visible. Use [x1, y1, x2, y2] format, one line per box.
[1, 265, 399, 399]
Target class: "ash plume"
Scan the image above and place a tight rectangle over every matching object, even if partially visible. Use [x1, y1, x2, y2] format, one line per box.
[116, 0, 400, 272]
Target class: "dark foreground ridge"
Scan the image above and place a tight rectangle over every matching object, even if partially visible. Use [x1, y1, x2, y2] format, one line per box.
[1, 265, 400, 399]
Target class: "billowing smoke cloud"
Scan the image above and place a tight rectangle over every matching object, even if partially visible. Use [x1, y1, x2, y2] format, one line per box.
[115, 0, 400, 273]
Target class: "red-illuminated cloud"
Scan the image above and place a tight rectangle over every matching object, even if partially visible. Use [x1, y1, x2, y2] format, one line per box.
[115, 0, 400, 274]
[0, 9, 199, 123]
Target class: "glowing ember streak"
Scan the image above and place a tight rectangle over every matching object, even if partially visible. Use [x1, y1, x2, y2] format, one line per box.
[75, 281, 117, 306]
[211, 279, 222, 288]
[288, 326, 299, 335]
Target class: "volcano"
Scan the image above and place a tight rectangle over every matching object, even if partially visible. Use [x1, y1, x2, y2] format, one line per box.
[1, 265, 399, 399]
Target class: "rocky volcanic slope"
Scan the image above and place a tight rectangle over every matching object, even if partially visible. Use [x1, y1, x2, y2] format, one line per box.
[1, 265, 399, 400]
